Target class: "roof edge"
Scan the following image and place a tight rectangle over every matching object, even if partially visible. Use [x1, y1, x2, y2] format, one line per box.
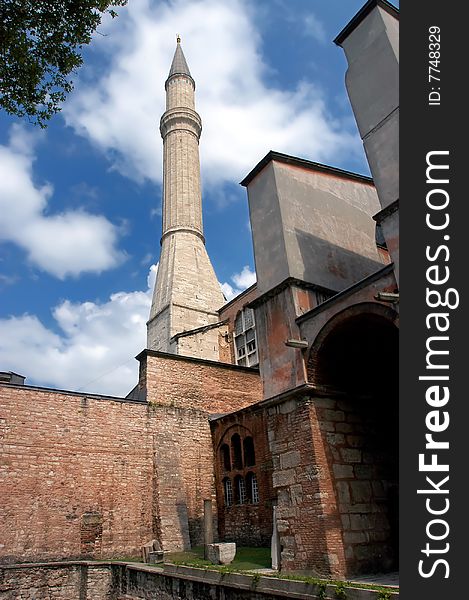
[334, 0, 399, 46]
[240, 150, 373, 188]
[136, 348, 260, 374]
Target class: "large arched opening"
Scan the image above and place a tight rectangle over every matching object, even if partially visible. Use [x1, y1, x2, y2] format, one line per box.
[308, 303, 399, 574]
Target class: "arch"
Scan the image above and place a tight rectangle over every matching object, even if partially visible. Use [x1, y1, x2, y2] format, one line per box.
[231, 433, 243, 470]
[243, 436, 256, 467]
[217, 424, 253, 449]
[308, 302, 399, 398]
[220, 443, 231, 471]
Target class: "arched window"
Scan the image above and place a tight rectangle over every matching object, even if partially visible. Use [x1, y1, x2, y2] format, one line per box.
[223, 478, 233, 506]
[234, 309, 258, 367]
[243, 436, 255, 467]
[246, 472, 259, 504]
[220, 444, 231, 471]
[231, 433, 243, 470]
[234, 475, 247, 505]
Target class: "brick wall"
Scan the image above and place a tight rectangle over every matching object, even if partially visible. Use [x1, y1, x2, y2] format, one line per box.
[211, 407, 274, 547]
[0, 386, 156, 563]
[0, 355, 261, 563]
[140, 351, 262, 414]
[266, 394, 345, 577]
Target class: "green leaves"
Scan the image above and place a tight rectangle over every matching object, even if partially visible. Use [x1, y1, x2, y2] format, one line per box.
[0, 0, 127, 127]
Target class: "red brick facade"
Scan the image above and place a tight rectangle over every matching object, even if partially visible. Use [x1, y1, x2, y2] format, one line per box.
[211, 406, 274, 547]
[0, 353, 262, 564]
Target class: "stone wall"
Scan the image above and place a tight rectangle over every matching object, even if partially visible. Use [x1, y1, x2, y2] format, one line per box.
[0, 562, 399, 600]
[0, 563, 113, 600]
[314, 397, 398, 574]
[266, 394, 344, 577]
[266, 392, 397, 578]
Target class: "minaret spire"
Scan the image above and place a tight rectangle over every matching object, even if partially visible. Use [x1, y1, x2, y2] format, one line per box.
[147, 39, 225, 360]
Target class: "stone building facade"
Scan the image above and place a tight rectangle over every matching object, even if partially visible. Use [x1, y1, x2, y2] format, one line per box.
[0, 0, 399, 583]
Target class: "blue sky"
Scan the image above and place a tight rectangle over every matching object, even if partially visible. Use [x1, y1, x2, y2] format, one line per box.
[0, 0, 395, 395]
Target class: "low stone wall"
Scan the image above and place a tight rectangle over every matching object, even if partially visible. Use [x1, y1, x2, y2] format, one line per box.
[0, 562, 113, 600]
[0, 562, 399, 600]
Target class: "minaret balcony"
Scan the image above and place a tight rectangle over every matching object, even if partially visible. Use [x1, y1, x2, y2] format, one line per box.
[160, 107, 202, 139]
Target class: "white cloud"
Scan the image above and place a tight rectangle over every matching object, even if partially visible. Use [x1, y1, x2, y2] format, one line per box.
[232, 265, 256, 289]
[221, 265, 256, 301]
[0, 265, 158, 396]
[221, 282, 237, 301]
[0, 125, 124, 279]
[64, 0, 359, 188]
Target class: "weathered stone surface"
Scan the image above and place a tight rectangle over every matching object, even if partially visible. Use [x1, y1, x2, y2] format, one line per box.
[350, 481, 373, 503]
[333, 464, 354, 479]
[340, 448, 362, 463]
[206, 542, 236, 565]
[272, 469, 296, 488]
[280, 450, 301, 469]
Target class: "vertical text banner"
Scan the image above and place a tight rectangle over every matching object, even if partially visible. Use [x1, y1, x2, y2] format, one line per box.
[401, 1, 466, 598]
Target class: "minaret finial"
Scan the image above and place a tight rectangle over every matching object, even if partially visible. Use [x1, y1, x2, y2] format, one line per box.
[176, 34, 181, 44]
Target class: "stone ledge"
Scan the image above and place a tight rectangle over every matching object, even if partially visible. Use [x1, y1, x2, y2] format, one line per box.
[0, 561, 399, 599]
[161, 564, 399, 599]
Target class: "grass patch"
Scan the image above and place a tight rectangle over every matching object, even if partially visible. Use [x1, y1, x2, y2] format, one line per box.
[165, 545, 271, 570]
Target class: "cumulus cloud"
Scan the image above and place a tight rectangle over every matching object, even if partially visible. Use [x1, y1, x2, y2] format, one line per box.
[64, 0, 359, 188]
[0, 265, 158, 396]
[0, 125, 124, 279]
[221, 265, 256, 301]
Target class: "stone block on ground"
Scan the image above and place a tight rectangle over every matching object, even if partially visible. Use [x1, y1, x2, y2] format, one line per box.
[206, 542, 236, 565]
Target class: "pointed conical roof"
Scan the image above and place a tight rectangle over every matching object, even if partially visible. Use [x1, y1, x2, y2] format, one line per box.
[168, 38, 191, 78]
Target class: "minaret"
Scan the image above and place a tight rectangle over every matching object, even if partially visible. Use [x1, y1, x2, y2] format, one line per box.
[147, 37, 225, 360]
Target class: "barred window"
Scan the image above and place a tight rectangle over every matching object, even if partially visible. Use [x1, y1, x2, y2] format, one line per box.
[235, 475, 247, 505]
[223, 478, 233, 506]
[246, 472, 259, 504]
[234, 309, 258, 367]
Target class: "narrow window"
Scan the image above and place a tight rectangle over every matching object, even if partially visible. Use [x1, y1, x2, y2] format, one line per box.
[251, 473, 259, 504]
[223, 478, 233, 506]
[245, 472, 259, 504]
[220, 444, 231, 471]
[243, 436, 256, 467]
[235, 475, 247, 505]
[231, 433, 243, 470]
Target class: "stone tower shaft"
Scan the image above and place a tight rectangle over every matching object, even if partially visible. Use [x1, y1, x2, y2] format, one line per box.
[147, 39, 225, 359]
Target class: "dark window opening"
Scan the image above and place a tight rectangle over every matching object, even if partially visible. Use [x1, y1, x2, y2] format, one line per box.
[231, 433, 243, 470]
[243, 436, 256, 467]
[234, 475, 247, 505]
[220, 443, 231, 471]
